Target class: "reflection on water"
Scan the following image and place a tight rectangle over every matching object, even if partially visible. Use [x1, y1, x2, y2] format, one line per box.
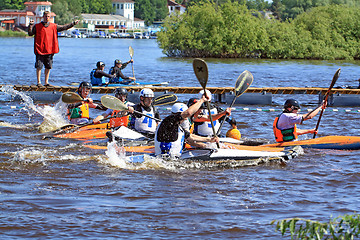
[0, 37, 360, 239]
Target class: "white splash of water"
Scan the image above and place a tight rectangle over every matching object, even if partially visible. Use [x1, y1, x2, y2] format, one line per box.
[0, 85, 69, 132]
[103, 140, 178, 170]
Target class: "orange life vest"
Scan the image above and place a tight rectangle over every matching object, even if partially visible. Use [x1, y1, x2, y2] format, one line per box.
[109, 110, 129, 128]
[34, 22, 59, 55]
[273, 114, 298, 142]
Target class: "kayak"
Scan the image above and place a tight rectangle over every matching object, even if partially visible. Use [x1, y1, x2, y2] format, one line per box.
[262, 136, 360, 150]
[125, 146, 302, 168]
[95, 81, 169, 87]
[54, 123, 110, 140]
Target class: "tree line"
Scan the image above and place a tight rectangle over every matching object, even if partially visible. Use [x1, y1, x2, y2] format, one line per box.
[5, 0, 357, 26]
[157, 1, 360, 60]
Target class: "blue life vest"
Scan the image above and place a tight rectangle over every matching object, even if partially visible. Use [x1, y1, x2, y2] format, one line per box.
[90, 69, 107, 86]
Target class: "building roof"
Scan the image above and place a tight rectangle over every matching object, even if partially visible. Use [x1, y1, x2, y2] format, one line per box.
[112, 0, 134, 3]
[167, 0, 185, 7]
[24, 2, 52, 5]
[81, 13, 129, 21]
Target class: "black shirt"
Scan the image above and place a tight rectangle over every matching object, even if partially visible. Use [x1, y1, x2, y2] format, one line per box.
[156, 113, 190, 142]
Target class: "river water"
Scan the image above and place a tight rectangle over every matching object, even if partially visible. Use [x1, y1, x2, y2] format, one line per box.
[0, 37, 360, 239]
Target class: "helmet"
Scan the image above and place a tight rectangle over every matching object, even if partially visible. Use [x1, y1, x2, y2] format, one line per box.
[96, 61, 105, 68]
[139, 88, 154, 98]
[171, 103, 188, 113]
[226, 128, 241, 140]
[78, 81, 92, 90]
[114, 59, 122, 65]
[198, 89, 212, 101]
[187, 98, 198, 107]
[115, 87, 128, 97]
[284, 99, 301, 109]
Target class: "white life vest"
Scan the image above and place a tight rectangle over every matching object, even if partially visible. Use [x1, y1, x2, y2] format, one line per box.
[194, 108, 220, 136]
[155, 125, 185, 158]
[134, 106, 157, 133]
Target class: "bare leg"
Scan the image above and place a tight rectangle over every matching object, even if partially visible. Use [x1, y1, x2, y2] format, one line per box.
[36, 68, 42, 84]
[44, 68, 51, 85]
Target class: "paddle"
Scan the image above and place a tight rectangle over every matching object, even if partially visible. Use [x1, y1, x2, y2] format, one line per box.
[62, 92, 83, 104]
[153, 94, 178, 106]
[129, 46, 135, 83]
[101, 95, 161, 122]
[61, 92, 102, 104]
[193, 58, 220, 148]
[49, 115, 116, 136]
[216, 70, 254, 136]
[313, 68, 341, 138]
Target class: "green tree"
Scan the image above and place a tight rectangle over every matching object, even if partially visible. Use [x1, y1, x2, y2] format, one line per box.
[0, 0, 25, 10]
[52, 0, 75, 25]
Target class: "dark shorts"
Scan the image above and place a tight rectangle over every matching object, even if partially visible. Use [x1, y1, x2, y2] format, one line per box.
[35, 54, 54, 69]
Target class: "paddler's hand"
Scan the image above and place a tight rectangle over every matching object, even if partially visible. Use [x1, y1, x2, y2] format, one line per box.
[128, 106, 134, 113]
[209, 136, 219, 143]
[321, 100, 327, 109]
[224, 107, 232, 116]
[84, 98, 93, 104]
[129, 59, 134, 63]
[201, 94, 209, 102]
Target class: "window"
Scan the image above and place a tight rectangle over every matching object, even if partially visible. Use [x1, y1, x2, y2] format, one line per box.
[117, 4, 119, 9]
[121, 4, 123, 9]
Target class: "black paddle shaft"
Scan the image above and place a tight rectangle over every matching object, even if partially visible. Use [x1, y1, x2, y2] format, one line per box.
[313, 68, 341, 138]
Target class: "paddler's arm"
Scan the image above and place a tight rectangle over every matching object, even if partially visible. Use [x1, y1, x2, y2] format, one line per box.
[187, 134, 219, 145]
[57, 20, 79, 32]
[302, 100, 327, 122]
[192, 107, 231, 122]
[297, 128, 317, 136]
[28, 20, 35, 36]
[181, 95, 208, 119]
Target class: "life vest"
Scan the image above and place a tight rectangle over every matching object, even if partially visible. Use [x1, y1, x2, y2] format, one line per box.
[34, 22, 59, 55]
[155, 124, 185, 158]
[194, 108, 220, 136]
[108, 67, 119, 83]
[90, 69, 107, 86]
[273, 114, 298, 142]
[132, 105, 157, 134]
[68, 103, 90, 120]
[109, 110, 129, 128]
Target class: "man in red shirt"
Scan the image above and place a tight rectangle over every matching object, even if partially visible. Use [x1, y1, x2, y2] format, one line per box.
[28, 11, 79, 87]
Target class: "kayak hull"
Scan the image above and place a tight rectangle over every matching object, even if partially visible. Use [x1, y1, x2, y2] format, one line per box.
[124, 145, 302, 168]
[263, 136, 360, 150]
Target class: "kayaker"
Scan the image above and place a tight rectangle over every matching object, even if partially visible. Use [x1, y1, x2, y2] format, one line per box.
[108, 59, 136, 84]
[226, 118, 241, 140]
[28, 11, 79, 87]
[93, 87, 134, 128]
[154, 96, 219, 159]
[129, 88, 160, 138]
[90, 61, 115, 86]
[191, 90, 232, 137]
[273, 98, 327, 142]
[67, 82, 102, 125]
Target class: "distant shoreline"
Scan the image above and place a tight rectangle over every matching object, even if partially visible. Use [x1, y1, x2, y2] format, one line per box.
[0, 30, 28, 37]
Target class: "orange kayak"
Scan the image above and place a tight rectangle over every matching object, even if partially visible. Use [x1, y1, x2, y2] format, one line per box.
[54, 123, 110, 140]
[262, 136, 360, 150]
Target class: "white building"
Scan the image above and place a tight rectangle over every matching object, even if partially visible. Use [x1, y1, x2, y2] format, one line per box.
[0, 1, 54, 27]
[112, 0, 134, 21]
[167, 0, 186, 15]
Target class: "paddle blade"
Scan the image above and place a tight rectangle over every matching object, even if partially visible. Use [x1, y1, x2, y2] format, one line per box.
[61, 92, 83, 104]
[101, 95, 128, 111]
[328, 68, 341, 93]
[193, 58, 208, 89]
[235, 70, 253, 97]
[154, 94, 178, 106]
[129, 46, 134, 58]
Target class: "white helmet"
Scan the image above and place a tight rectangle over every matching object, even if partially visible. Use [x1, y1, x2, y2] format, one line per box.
[139, 88, 154, 98]
[198, 89, 212, 101]
[171, 103, 188, 113]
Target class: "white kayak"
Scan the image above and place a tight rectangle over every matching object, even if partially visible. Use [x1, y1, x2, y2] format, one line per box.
[126, 146, 302, 168]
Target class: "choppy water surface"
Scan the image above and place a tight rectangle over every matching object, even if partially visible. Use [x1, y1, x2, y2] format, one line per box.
[0, 37, 360, 239]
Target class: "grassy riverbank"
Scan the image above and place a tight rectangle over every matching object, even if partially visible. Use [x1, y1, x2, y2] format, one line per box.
[0, 30, 28, 37]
